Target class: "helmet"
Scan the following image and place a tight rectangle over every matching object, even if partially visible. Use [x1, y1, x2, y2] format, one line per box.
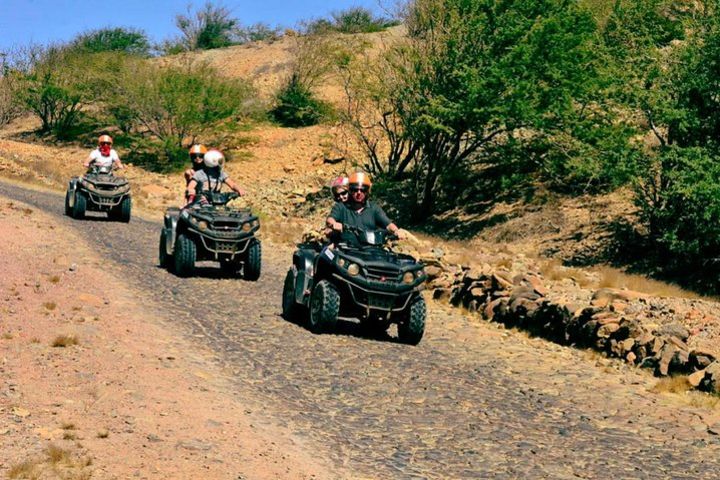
[348, 172, 372, 189]
[204, 149, 224, 168]
[98, 134, 113, 145]
[330, 176, 349, 194]
[189, 144, 207, 156]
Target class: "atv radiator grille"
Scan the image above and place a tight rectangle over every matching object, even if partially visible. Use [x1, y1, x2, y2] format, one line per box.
[365, 266, 400, 281]
[212, 221, 240, 230]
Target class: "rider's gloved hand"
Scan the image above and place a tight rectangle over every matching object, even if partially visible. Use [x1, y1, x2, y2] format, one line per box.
[332, 223, 343, 232]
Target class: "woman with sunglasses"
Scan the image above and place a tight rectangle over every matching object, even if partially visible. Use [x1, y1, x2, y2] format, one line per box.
[84, 134, 124, 171]
[326, 171, 404, 240]
[184, 144, 208, 184]
[331, 176, 349, 203]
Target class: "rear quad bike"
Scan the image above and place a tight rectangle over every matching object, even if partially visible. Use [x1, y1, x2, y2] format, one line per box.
[65, 165, 131, 222]
[282, 226, 428, 345]
[159, 191, 261, 280]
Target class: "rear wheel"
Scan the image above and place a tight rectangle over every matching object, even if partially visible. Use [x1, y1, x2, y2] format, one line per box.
[243, 240, 261, 281]
[173, 233, 196, 277]
[308, 280, 340, 334]
[398, 296, 426, 345]
[64, 190, 72, 216]
[72, 191, 86, 219]
[159, 229, 172, 269]
[282, 269, 299, 320]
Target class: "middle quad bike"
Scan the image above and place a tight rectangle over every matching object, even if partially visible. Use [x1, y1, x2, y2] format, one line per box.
[282, 226, 428, 344]
[159, 191, 261, 279]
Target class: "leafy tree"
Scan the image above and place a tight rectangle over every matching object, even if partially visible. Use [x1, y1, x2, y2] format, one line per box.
[71, 27, 150, 56]
[386, 0, 604, 214]
[15, 45, 95, 136]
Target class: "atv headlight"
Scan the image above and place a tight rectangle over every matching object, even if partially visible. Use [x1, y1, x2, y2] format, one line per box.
[252, 220, 259, 227]
[198, 221, 208, 231]
[402, 272, 415, 284]
[337, 258, 346, 268]
[242, 222, 252, 232]
[347, 263, 360, 276]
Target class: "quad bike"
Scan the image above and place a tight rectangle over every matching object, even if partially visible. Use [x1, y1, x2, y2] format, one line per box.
[282, 226, 427, 345]
[65, 165, 131, 222]
[159, 191, 261, 280]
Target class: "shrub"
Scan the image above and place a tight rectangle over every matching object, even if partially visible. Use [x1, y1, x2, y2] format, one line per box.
[305, 7, 399, 34]
[107, 58, 255, 171]
[173, 2, 238, 51]
[272, 73, 331, 127]
[236, 23, 281, 43]
[70, 27, 151, 56]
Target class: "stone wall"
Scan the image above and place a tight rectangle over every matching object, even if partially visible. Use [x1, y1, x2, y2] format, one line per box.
[422, 255, 720, 394]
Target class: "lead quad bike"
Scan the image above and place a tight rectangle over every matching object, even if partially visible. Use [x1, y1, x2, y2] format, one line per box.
[65, 165, 131, 222]
[159, 191, 261, 280]
[282, 226, 428, 345]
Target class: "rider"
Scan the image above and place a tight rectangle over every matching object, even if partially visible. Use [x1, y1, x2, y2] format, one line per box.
[185, 149, 245, 206]
[84, 134, 124, 170]
[330, 175, 349, 203]
[326, 171, 403, 240]
[184, 144, 207, 183]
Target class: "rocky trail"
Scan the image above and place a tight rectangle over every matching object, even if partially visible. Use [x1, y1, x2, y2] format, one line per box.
[3, 180, 720, 479]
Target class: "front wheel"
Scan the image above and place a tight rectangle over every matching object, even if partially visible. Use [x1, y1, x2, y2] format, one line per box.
[173, 233, 196, 277]
[243, 240, 261, 281]
[72, 191, 86, 219]
[398, 296, 426, 345]
[119, 196, 131, 223]
[308, 280, 339, 334]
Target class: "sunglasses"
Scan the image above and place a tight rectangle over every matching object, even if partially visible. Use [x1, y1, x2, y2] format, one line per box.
[190, 153, 204, 160]
[350, 187, 369, 193]
[99, 142, 112, 146]
[335, 190, 349, 197]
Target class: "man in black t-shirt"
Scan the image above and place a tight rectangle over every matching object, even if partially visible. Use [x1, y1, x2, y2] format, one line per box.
[326, 172, 404, 240]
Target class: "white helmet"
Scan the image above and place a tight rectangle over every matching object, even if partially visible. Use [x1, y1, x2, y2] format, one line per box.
[204, 149, 224, 168]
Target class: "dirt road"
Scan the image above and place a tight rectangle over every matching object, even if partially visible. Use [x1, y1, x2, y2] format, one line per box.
[2, 179, 720, 479]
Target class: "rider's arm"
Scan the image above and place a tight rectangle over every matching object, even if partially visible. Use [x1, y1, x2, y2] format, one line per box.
[186, 179, 198, 204]
[84, 151, 95, 168]
[327, 202, 344, 232]
[223, 177, 245, 196]
[112, 150, 125, 170]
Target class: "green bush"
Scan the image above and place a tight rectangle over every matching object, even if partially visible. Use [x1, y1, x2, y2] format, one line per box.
[173, 2, 238, 51]
[636, 146, 720, 271]
[305, 7, 398, 34]
[271, 73, 331, 127]
[71, 27, 150, 56]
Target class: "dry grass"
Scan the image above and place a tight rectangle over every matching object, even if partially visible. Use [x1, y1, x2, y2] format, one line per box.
[9, 444, 91, 480]
[7, 460, 37, 479]
[688, 392, 720, 410]
[42, 301, 57, 311]
[539, 258, 594, 287]
[49, 275, 61, 284]
[61, 422, 76, 430]
[651, 376, 692, 394]
[51, 334, 79, 348]
[96, 429, 109, 439]
[594, 266, 702, 299]
[30, 337, 40, 344]
[2, 332, 13, 340]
